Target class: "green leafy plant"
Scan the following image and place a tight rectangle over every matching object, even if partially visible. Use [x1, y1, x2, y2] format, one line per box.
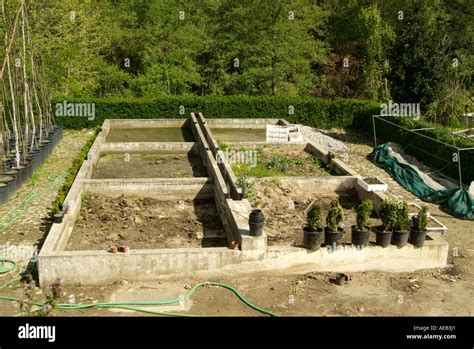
[412, 206, 429, 231]
[307, 203, 323, 230]
[51, 131, 99, 215]
[394, 201, 409, 231]
[267, 155, 291, 173]
[379, 199, 398, 231]
[326, 199, 344, 231]
[356, 199, 373, 230]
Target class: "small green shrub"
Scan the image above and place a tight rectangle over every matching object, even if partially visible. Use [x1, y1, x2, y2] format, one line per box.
[412, 206, 429, 231]
[307, 203, 323, 230]
[394, 201, 409, 231]
[356, 199, 373, 230]
[379, 200, 398, 231]
[326, 199, 344, 231]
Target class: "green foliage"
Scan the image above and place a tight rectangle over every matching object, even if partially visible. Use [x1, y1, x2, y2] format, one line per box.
[387, 1, 451, 115]
[52, 96, 379, 130]
[356, 199, 373, 230]
[379, 199, 398, 231]
[236, 176, 259, 205]
[267, 155, 290, 174]
[51, 131, 98, 214]
[307, 203, 323, 230]
[394, 201, 409, 232]
[356, 5, 394, 101]
[81, 192, 93, 209]
[326, 199, 344, 231]
[412, 206, 429, 232]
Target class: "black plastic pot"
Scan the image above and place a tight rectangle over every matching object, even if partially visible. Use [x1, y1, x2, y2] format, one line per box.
[249, 209, 264, 237]
[409, 228, 428, 248]
[324, 226, 344, 249]
[374, 225, 392, 248]
[391, 230, 409, 247]
[53, 212, 64, 224]
[303, 226, 324, 250]
[351, 225, 371, 249]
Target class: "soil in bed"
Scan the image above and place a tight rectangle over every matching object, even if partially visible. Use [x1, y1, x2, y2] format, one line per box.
[228, 144, 332, 177]
[66, 194, 226, 251]
[212, 128, 266, 142]
[248, 179, 381, 246]
[92, 152, 207, 179]
[106, 127, 195, 142]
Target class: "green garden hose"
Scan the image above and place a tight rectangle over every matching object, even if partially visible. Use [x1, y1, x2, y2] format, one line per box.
[0, 280, 279, 317]
[0, 258, 16, 274]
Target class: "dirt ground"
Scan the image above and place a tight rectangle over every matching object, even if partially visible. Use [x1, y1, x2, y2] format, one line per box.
[106, 127, 195, 142]
[92, 152, 207, 179]
[66, 195, 226, 251]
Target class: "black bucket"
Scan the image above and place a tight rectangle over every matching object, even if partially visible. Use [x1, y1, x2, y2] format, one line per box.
[303, 227, 323, 250]
[324, 227, 344, 248]
[249, 209, 264, 237]
[409, 228, 428, 248]
[351, 225, 371, 249]
[392, 230, 409, 247]
[374, 226, 392, 248]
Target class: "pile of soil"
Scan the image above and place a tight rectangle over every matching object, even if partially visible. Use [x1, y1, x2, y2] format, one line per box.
[66, 194, 226, 251]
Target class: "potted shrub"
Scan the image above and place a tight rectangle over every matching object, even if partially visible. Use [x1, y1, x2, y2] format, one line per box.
[303, 203, 324, 250]
[392, 201, 410, 247]
[374, 200, 397, 247]
[324, 199, 345, 248]
[351, 199, 373, 249]
[409, 206, 429, 247]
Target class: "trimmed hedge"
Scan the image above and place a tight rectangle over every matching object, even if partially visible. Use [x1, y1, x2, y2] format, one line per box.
[51, 128, 100, 214]
[354, 114, 474, 185]
[51, 96, 380, 130]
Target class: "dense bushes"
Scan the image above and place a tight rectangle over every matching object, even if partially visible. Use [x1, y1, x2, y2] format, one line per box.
[354, 114, 474, 185]
[51, 128, 100, 214]
[51, 96, 379, 130]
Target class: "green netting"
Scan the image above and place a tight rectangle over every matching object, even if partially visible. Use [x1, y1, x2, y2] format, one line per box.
[373, 143, 474, 220]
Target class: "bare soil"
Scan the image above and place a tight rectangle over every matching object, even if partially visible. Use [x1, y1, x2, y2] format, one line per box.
[92, 152, 207, 179]
[249, 179, 374, 246]
[106, 127, 194, 142]
[66, 194, 226, 251]
[212, 128, 266, 142]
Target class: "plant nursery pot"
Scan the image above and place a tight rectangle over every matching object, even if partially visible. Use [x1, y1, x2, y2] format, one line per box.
[324, 227, 344, 248]
[409, 228, 428, 248]
[249, 209, 264, 237]
[303, 226, 324, 251]
[53, 213, 64, 224]
[391, 229, 409, 247]
[351, 225, 371, 249]
[374, 225, 392, 248]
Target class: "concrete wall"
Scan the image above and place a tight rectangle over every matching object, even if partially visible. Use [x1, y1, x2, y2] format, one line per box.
[83, 178, 213, 200]
[264, 176, 357, 193]
[205, 118, 281, 129]
[39, 234, 448, 286]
